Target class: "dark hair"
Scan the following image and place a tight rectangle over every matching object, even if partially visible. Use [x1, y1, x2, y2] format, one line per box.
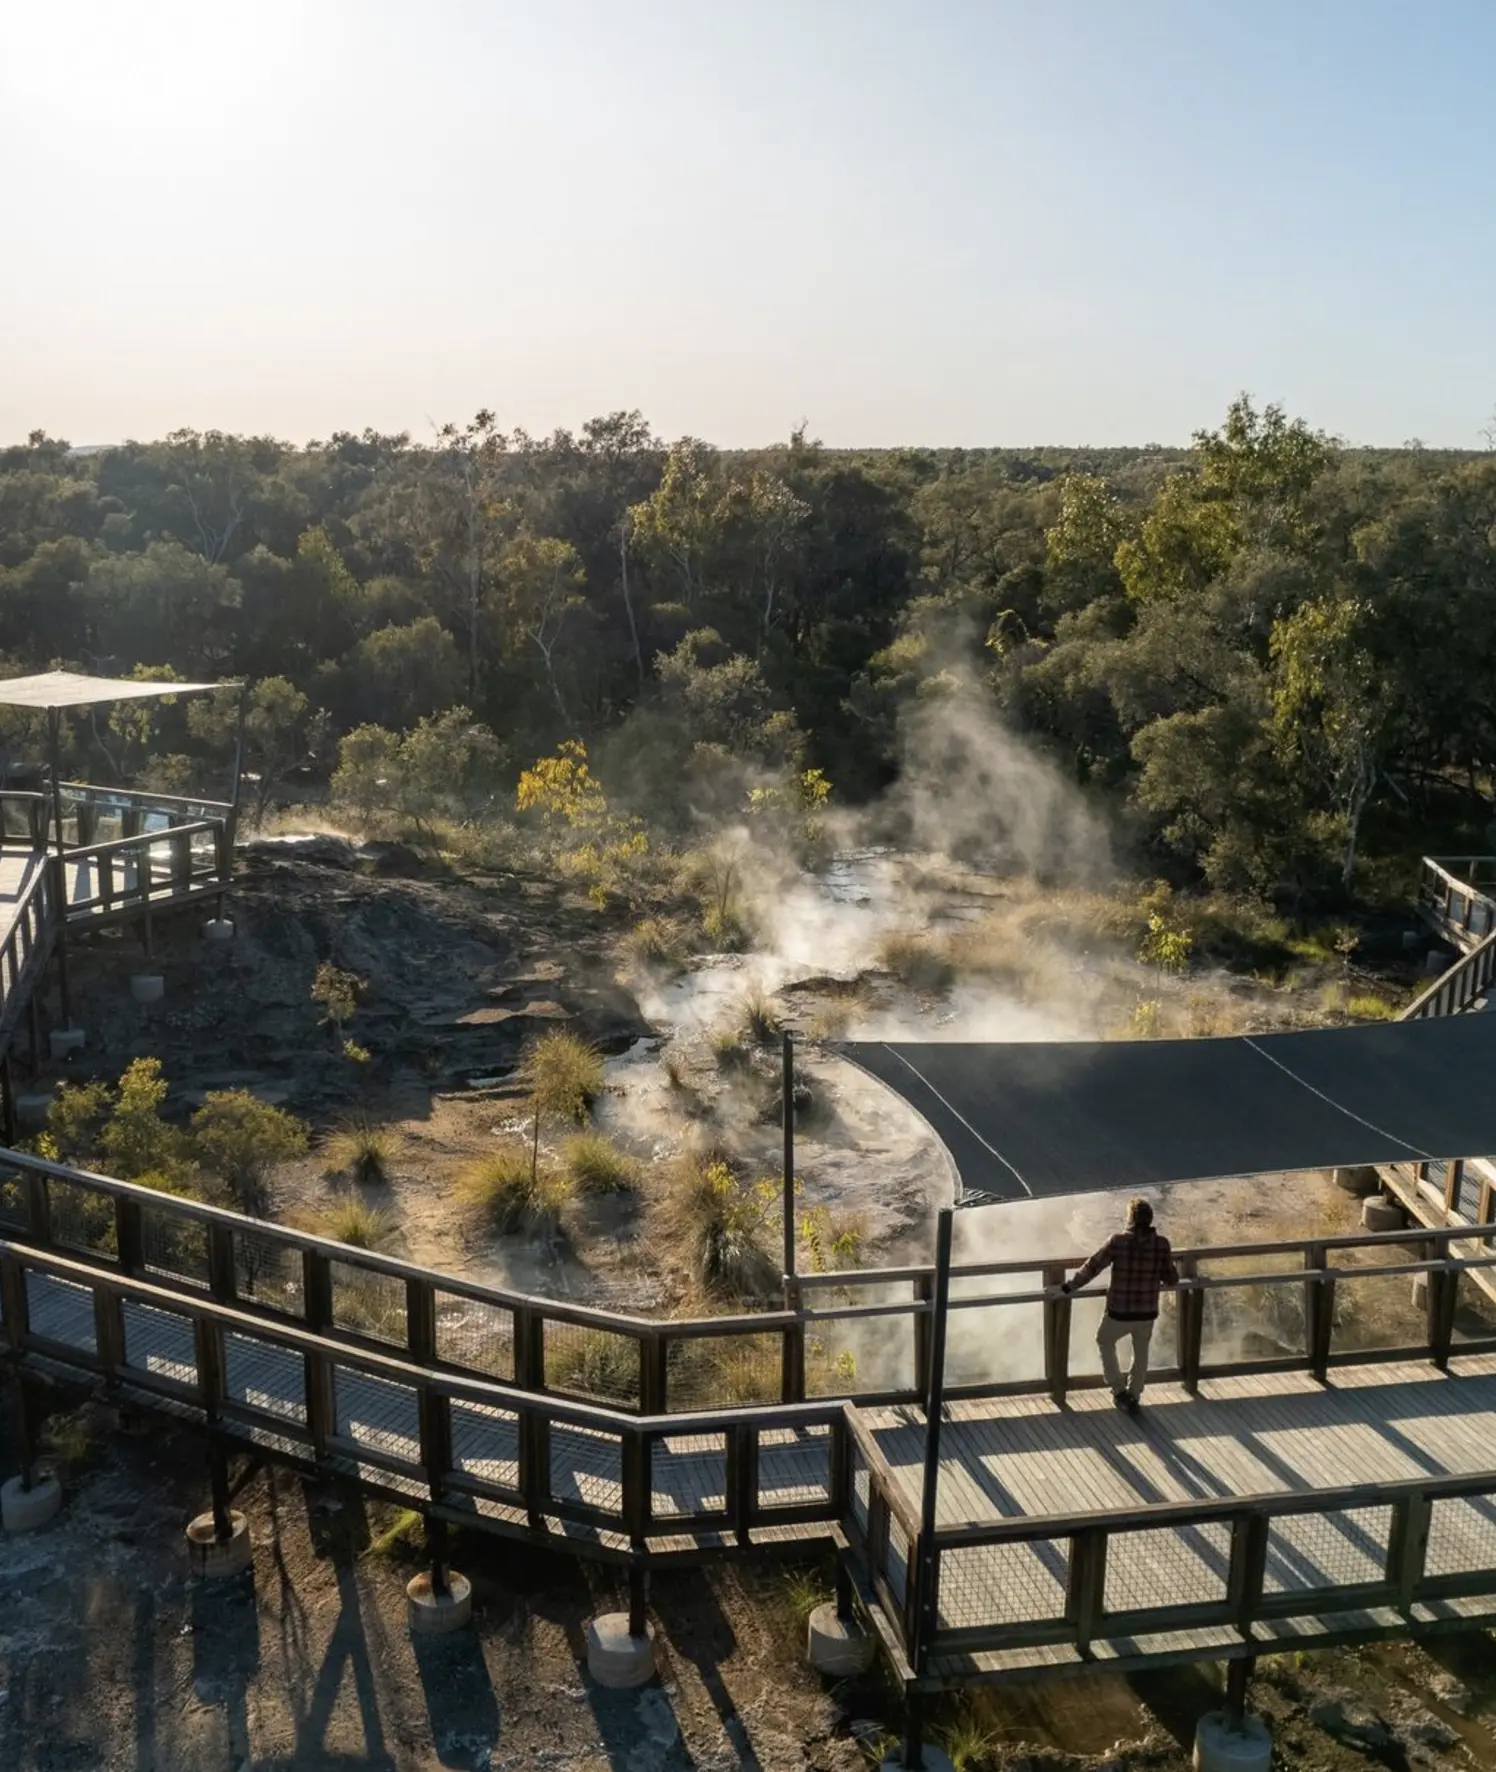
[1127, 1197, 1154, 1230]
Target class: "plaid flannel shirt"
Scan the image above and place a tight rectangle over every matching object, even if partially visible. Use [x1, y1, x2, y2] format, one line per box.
[1068, 1227, 1178, 1320]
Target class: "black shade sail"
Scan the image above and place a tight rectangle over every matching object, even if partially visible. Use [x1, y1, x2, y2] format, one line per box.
[839, 1015, 1496, 1201]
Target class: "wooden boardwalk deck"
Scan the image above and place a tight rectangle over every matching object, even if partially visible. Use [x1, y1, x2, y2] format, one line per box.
[0, 851, 43, 949]
[858, 1357, 1496, 1678]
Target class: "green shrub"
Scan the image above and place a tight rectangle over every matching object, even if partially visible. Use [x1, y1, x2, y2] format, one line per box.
[562, 1132, 640, 1195]
[460, 1147, 572, 1236]
[190, 1090, 309, 1209]
[622, 916, 685, 971]
[662, 1158, 779, 1303]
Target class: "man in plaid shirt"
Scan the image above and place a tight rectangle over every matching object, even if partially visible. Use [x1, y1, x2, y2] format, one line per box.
[1060, 1197, 1177, 1414]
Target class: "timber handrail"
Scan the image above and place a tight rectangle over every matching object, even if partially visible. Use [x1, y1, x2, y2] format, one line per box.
[67, 820, 221, 864]
[60, 780, 234, 816]
[930, 1463, 1496, 1547]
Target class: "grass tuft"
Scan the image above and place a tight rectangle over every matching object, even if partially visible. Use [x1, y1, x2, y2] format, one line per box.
[319, 1199, 394, 1249]
[876, 929, 955, 993]
[460, 1146, 572, 1235]
[659, 1156, 780, 1303]
[324, 1117, 400, 1185]
[740, 989, 782, 1047]
[563, 1131, 640, 1195]
[523, 1030, 604, 1124]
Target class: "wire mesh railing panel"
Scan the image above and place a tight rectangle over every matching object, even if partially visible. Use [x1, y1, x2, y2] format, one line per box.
[333, 1366, 420, 1462]
[1198, 1263, 1309, 1365]
[549, 1422, 623, 1515]
[435, 1293, 515, 1381]
[233, 1228, 302, 1316]
[449, 1398, 521, 1491]
[45, 1177, 116, 1261]
[543, 1319, 641, 1409]
[937, 1538, 1070, 1632]
[1265, 1505, 1392, 1594]
[667, 1331, 782, 1410]
[1426, 1493, 1496, 1580]
[885, 1512, 910, 1608]
[224, 1332, 306, 1422]
[139, 1202, 210, 1289]
[1104, 1521, 1232, 1616]
[650, 1432, 728, 1520]
[329, 1260, 408, 1347]
[757, 1423, 833, 1510]
[849, 1444, 870, 1534]
[120, 1301, 198, 1386]
[0, 1169, 27, 1230]
[1332, 1269, 1429, 1356]
[946, 1295, 1047, 1389]
[24, 1271, 97, 1353]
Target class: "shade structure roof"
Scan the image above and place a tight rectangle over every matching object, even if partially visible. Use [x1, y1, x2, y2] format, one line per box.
[840, 1015, 1496, 1201]
[0, 671, 228, 711]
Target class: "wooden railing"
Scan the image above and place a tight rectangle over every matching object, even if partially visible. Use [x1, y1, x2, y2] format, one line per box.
[58, 780, 233, 848]
[1418, 856, 1496, 952]
[0, 790, 49, 849]
[5, 1146, 1495, 1421]
[0, 863, 58, 1045]
[0, 1237, 847, 1557]
[843, 1228, 1496, 1681]
[63, 821, 228, 920]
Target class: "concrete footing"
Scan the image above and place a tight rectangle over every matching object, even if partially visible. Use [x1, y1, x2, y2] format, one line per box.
[406, 1571, 472, 1634]
[48, 1028, 85, 1060]
[586, 1612, 657, 1688]
[807, 1602, 876, 1676]
[131, 975, 165, 1005]
[2, 1475, 61, 1532]
[203, 918, 235, 943]
[186, 1510, 252, 1578]
[1334, 1164, 1380, 1197]
[880, 1749, 955, 1772]
[1194, 1712, 1273, 1772]
[1362, 1195, 1404, 1232]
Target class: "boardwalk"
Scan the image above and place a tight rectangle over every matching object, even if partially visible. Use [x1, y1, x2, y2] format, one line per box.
[859, 1357, 1496, 1675]
[0, 851, 43, 949]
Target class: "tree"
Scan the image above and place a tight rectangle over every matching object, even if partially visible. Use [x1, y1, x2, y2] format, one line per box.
[345, 617, 464, 728]
[422, 412, 513, 697]
[628, 440, 722, 608]
[189, 677, 330, 824]
[500, 532, 586, 725]
[1271, 595, 1390, 889]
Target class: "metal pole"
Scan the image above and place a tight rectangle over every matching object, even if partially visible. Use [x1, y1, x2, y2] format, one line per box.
[46, 708, 72, 1027]
[782, 1030, 795, 1277]
[227, 682, 249, 842]
[910, 1207, 954, 1677]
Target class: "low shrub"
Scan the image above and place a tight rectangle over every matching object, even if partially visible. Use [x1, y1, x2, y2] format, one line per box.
[661, 1157, 779, 1303]
[740, 989, 782, 1047]
[876, 930, 954, 993]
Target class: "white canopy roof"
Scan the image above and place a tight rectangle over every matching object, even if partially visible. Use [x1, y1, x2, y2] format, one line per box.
[0, 671, 231, 711]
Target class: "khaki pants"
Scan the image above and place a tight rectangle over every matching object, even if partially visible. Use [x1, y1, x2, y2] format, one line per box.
[1097, 1314, 1154, 1401]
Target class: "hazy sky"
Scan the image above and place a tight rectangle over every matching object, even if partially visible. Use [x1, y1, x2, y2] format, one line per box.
[4, 0, 1493, 449]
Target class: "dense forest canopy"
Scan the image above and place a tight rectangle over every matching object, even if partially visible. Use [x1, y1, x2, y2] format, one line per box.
[3, 398, 1494, 902]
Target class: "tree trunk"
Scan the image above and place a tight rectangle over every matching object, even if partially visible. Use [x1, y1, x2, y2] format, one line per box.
[619, 517, 644, 688]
